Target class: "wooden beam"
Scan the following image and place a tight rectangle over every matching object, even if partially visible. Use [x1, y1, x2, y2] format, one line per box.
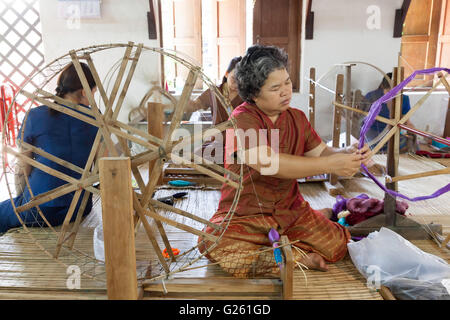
[280, 235, 293, 300]
[305, 0, 314, 40]
[330, 74, 344, 185]
[99, 157, 138, 300]
[394, 0, 412, 37]
[384, 66, 401, 226]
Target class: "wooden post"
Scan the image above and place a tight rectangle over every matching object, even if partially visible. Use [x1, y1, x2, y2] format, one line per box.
[280, 235, 293, 300]
[309, 67, 316, 129]
[444, 98, 450, 138]
[99, 157, 138, 300]
[324, 74, 345, 195]
[344, 65, 353, 147]
[384, 66, 402, 227]
[148, 102, 164, 185]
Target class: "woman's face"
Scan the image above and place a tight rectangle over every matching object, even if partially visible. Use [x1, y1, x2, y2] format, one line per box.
[227, 69, 238, 92]
[253, 68, 292, 118]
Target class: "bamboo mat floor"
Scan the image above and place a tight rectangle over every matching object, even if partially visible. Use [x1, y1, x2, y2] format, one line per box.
[0, 154, 448, 300]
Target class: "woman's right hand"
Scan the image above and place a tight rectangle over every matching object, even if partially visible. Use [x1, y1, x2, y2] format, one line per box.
[327, 153, 363, 177]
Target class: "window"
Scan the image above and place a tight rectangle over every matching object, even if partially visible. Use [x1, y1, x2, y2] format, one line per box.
[161, 0, 247, 91]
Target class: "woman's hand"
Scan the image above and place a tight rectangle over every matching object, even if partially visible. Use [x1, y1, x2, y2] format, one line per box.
[327, 153, 363, 177]
[346, 142, 372, 166]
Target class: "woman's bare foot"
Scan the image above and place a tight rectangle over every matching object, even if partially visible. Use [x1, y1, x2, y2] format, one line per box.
[298, 253, 329, 271]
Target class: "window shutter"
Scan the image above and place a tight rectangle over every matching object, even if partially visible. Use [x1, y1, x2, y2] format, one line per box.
[253, 0, 301, 91]
[400, 0, 442, 87]
[212, 0, 246, 83]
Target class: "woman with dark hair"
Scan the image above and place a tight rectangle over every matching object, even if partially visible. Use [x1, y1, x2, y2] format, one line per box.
[188, 56, 244, 163]
[188, 56, 244, 125]
[0, 62, 98, 233]
[199, 45, 372, 277]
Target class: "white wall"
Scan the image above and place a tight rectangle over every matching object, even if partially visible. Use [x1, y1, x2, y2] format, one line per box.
[293, 0, 403, 140]
[291, 0, 448, 140]
[37, 0, 448, 136]
[39, 0, 161, 123]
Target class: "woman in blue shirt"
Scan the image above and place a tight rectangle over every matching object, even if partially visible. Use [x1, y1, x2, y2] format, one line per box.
[0, 62, 98, 233]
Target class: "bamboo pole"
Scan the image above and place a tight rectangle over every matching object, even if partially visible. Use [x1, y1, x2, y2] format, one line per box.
[386, 167, 450, 183]
[130, 120, 233, 167]
[104, 42, 134, 119]
[333, 101, 395, 126]
[132, 192, 170, 273]
[15, 175, 99, 213]
[148, 199, 222, 231]
[143, 208, 218, 242]
[21, 141, 84, 175]
[99, 157, 138, 300]
[112, 44, 143, 120]
[370, 78, 444, 156]
[330, 74, 344, 185]
[36, 89, 93, 116]
[170, 154, 239, 189]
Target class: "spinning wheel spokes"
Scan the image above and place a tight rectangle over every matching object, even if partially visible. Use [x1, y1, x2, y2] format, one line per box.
[2, 42, 243, 282]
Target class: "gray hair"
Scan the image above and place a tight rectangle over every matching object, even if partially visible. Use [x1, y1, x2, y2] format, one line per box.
[235, 45, 289, 103]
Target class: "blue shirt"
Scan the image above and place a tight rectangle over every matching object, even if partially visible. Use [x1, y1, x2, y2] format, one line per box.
[364, 87, 411, 139]
[19, 104, 98, 207]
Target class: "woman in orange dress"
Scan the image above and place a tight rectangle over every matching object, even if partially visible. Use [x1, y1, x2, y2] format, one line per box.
[198, 45, 371, 278]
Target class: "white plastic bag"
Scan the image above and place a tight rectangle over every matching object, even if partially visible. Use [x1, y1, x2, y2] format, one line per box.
[93, 224, 105, 262]
[348, 227, 450, 299]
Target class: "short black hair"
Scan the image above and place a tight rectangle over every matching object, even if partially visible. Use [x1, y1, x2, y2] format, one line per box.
[235, 44, 289, 103]
[222, 56, 242, 84]
[379, 72, 392, 90]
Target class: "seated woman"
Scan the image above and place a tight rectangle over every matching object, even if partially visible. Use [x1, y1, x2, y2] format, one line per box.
[0, 62, 98, 233]
[198, 45, 371, 278]
[188, 56, 244, 125]
[186, 57, 244, 164]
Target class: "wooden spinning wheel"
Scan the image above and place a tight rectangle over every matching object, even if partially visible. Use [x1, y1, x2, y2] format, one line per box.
[1, 42, 244, 283]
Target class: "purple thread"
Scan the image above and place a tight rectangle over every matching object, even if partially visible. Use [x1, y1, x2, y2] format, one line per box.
[358, 67, 450, 202]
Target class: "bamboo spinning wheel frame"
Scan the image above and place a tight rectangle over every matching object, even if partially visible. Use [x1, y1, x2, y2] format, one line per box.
[311, 61, 394, 149]
[1, 42, 244, 283]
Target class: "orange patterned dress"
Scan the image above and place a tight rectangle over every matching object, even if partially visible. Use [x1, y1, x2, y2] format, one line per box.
[198, 102, 351, 278]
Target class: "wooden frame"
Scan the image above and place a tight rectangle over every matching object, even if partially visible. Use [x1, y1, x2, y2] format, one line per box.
[332, 67, 450, 240]
[2, 43, 248, 285]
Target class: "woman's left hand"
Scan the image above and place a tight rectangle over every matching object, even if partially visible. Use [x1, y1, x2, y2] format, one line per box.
[347, 142, 372, 166]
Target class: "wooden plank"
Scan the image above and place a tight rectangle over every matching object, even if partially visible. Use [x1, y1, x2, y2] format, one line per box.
[333, 101, 395, 126]
[148, 102, 164, 186]
[143, 277, 281, 294]
[280, 235, 293, 300]
[330, 74, 344, 186]
[386, 167, 450, 183]
[99, 157, 138, 300]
